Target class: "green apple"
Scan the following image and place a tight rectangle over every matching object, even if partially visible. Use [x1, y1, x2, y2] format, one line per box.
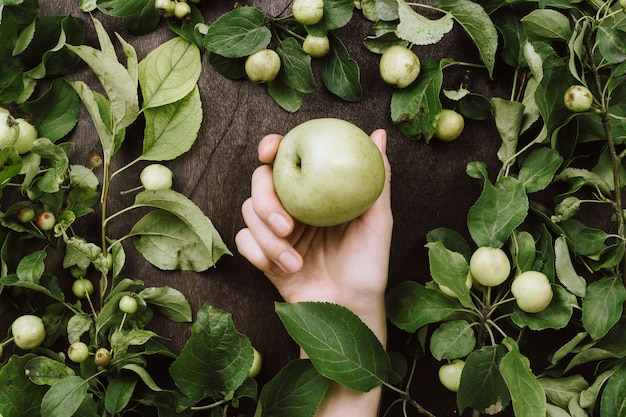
[140, 163, 173, 190]
[293, 0, 324, 25]
[0, 112, 20, 149]
[68, 341, 90, 363]
[469, 247, 511, 287]
[272, 118, 385, 227]
[13, 118, 38, 154]
[438, 359, 465, 392]
[433, 109, 464, 142]
[245, 49, 281, 83]
[303, 34, 330, 58]
[564, 85, 593, 112]
[511, 270, 553, 313]
[12, 315, 46, 350]
[248, 347, 262, 378]
[379, 45, 420, 88]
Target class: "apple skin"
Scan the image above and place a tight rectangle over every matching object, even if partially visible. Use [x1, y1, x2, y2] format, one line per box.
[272, 118, 385, 227]
[511, 270, 553, 313]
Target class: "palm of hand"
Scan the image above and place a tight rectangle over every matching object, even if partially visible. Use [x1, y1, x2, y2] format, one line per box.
[267, 218, 390, 314]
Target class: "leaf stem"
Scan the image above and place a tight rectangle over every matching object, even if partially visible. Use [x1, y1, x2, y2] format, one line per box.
[190, 398, 228, 411]
[382, 383, 437, 417]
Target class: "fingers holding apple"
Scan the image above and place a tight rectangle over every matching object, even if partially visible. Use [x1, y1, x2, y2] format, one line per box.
[249, 162, 294, 238]
[236, 197, 303, 275]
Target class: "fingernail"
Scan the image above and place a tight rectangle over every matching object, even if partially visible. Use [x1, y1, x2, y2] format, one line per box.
[269, 213, 290, 236]
[279, 251, 301, 273]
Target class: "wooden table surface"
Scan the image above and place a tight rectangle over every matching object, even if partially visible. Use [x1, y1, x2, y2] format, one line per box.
[7, 1, 508, 414]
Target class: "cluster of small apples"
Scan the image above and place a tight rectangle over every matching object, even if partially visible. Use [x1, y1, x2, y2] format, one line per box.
[66, 295, 137, 365]
[377, 47, 465, 142]
[244, 0, 330, 83]
[67, 342, 113, 367]
[436, 246, 554, 392]
[0, 106, 38, 154]
[467, 247, 554, 313]
[154, 0, 197, 20]
[15, 205, 58, 232]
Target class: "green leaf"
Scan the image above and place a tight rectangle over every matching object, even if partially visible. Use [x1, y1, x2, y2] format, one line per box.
[582, 276, 626, 340]
[267, 79, 305, 113]
[0, 274, 65, 302]
[521, 9, 571, 42]
[41, 376, 89, 417]
[319, 33, 362, 102]
[119, 4, 162, 36]
[500, 338, 547, 417]
[67, 313, 93, 344]
[426, 227, 472, 260]
[17, 15, 86, 79]
[491, 97, 523, 165]
[138, 37, 201, 109]
[554, 236, 586, 297]
[104, 373, 137, 414]
[554, 167, 612, 198]
[306, 0, 354, 35]
[0, 354, 48, 417]
[457, 345, 510, 415]
[491, 6, 527, 69]
[63, 236, 103, 269]
[111, 328, 159, 357]
[396, 0, 454, 45]
[130, 209, 222, 271]
[426, 241, 472, 308]
[539, 375, 589, 410]
[138, 286, 192, 322]
[17, 78, 80, 142]
[597, 25, 626, 65]
[25, 356, 75, 386]
[429, 320, 476, 360]
[255, 360, 331, 417]
[467, 176, 529, 248]
[67, 81, 115, 159]
[580, 369, 615, 411]
[517, 147, 564, 193]
[275, 302, 391, 392]
[386, 280, 459, 332]
[16, 249, 46, 283]
[600, 363, 626, 417]
[276, 37, 316, 94]
[141, 85, 202, 161]
[65, 29, 139, 131]
[437, 0, 497, 78]
[511, 230, 536, 273]
[525, 41, 576, 143]
[390, 59, 443, 141]
[169, 302, 254, 403]
[129, 190, 231, 270]
[120, 363, 165, 392]
[204, 6, 271, 58]
[0, 147, 23, 192]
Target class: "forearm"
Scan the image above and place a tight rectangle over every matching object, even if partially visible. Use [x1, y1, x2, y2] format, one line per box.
[301, 297, 387, 417]
[314, 383, 382, 417]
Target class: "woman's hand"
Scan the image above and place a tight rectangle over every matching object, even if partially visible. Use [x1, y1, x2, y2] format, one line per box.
[235, 128, 392, 417]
